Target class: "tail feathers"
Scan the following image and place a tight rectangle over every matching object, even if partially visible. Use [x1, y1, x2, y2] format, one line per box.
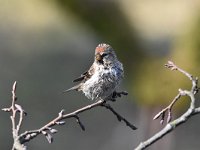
[63, 85, 80, 93]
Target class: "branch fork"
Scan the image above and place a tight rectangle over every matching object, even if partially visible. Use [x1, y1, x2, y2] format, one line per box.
[3, 82, 136, 149]
[135, 61, 200, 150]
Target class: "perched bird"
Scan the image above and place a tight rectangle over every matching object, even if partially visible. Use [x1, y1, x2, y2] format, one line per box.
[64, 43, 124, 101]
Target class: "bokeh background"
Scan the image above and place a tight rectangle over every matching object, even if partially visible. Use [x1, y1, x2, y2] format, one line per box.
[1, 0, 200, 149]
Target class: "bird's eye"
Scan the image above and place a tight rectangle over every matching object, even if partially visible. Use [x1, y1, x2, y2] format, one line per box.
[101, 53, 108, 58]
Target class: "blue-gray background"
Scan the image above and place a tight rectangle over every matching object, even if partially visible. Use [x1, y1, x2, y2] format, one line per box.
[1, 0, 200, 149]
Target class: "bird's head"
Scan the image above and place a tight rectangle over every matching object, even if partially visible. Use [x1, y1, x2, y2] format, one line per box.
[95, 43, 117, 65]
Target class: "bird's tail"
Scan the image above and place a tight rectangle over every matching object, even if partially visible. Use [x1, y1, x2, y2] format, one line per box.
[62, 84, 80, 93]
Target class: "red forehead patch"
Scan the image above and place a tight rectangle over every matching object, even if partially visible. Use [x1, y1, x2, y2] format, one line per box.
[95, 43, 108, 53]
[95, 46, 106, 53]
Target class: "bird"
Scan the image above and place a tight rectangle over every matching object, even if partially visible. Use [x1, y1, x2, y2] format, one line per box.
[63, 43, 124, 101]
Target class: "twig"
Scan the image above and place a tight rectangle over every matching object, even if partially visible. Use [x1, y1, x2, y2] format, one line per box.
[153, 93, 181, 124]
[2, 82, 136, 149]
[134, 61, 200, 150]
[101, 103, 137, 130]
[2, 81, 27, 150]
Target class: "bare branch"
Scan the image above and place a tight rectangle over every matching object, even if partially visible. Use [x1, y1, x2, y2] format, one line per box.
[153, 93, 181, 123]
[134, 61, 200, 150]
[101, 103, 137, 130]
[2, 81, 27, 150]
[19, 98, 136, 145]
[3, 82, 136, 149]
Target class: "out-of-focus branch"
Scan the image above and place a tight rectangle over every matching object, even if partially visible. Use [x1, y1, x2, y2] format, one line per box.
[134, 61, 200, 150]
[2, 82, 136, 149]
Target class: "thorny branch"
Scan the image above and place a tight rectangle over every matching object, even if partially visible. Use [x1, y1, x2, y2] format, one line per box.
[134, 61, 200, 150]
[2, 82, 136, 150]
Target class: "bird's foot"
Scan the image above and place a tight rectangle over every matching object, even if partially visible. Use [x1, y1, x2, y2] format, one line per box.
[110, 91, 128, 101]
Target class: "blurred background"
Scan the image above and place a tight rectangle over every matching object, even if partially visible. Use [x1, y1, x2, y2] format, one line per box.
[1, 0, 200, 149]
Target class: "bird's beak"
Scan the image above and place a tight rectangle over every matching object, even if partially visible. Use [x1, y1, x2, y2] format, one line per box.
[95, 53, 102, 61]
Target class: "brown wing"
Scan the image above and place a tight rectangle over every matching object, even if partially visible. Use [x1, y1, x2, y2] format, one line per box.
[73, 64, 95, 83]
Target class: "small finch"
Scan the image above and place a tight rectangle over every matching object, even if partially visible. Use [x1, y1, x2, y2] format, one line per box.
[64, 43, 124, 101]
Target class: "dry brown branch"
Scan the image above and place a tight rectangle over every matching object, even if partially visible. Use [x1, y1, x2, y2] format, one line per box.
[2, 82, 136, 149]
[134, 61, 200, 150]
